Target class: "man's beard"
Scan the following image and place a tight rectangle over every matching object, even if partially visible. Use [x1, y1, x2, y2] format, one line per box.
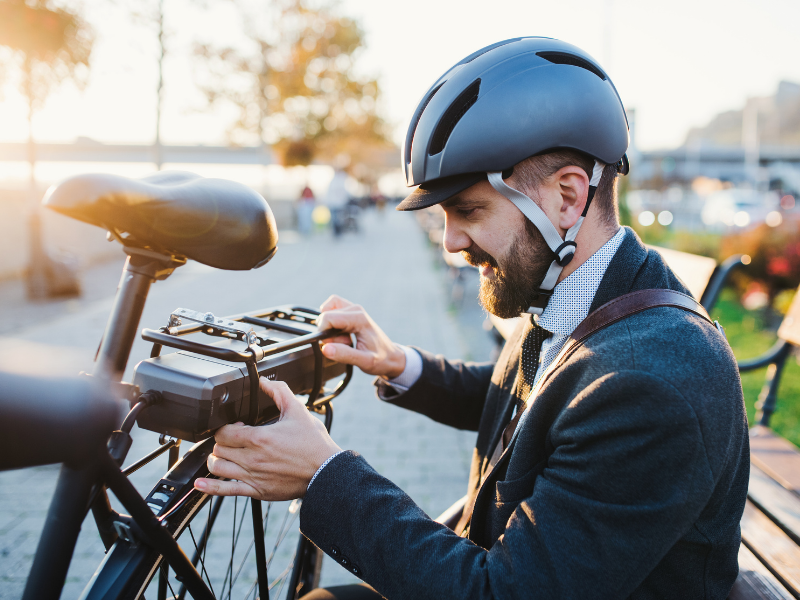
[462, 222, 552, 319]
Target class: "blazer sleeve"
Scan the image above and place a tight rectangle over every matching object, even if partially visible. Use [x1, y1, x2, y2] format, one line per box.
[301, 371, 720, 600]
[377, 347, 494, 432]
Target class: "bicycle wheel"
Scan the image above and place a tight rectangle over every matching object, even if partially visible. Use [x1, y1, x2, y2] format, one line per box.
[81, 436, 323, 600]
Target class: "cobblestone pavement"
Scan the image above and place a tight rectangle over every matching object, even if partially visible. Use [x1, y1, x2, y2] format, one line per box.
[0, 208, 493, 598]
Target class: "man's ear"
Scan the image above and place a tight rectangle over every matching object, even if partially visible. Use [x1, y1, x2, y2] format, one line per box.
[554, 166, 590, 230]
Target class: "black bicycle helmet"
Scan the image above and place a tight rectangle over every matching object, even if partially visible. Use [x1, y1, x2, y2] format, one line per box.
[398, 36, 630, 313]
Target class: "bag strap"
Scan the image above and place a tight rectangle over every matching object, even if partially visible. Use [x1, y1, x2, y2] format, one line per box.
[519, 289, 711, 426]
[456, 289, 711, 537]
[569, 288, 711, 347]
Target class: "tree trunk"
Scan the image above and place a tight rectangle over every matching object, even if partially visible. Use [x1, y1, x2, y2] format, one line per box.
[24, 58, 48, 300]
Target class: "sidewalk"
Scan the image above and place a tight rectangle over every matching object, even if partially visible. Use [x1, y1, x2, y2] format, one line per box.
[0, 208, 490, 598]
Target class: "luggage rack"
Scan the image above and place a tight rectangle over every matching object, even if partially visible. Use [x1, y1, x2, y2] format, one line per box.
[140, 305, 353, 427]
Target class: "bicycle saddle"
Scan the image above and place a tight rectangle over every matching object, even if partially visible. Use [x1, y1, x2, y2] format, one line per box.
[43, 171, 278, 270]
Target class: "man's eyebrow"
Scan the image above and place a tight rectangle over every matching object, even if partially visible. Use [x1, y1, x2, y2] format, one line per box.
[442, 195, 483, 208]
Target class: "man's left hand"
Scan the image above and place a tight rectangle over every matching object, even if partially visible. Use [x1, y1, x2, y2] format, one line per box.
[194, 378, 342, 501]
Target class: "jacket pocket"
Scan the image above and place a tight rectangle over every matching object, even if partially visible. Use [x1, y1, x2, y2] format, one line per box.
[494, 463, 541, 504]
[489, 468, 540, 544]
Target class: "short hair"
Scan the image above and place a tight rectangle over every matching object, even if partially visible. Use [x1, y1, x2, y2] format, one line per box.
[508, 149, 619, 232]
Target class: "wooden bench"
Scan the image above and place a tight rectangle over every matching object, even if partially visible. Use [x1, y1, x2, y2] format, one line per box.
[732, 286, 800, 599]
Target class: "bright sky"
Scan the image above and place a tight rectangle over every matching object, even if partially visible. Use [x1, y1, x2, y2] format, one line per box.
[0, 0, 799, 152]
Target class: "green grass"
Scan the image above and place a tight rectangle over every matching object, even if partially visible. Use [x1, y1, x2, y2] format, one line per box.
[710, 291, 800, 448]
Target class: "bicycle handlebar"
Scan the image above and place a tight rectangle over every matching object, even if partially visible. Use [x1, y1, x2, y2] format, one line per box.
[0, 372, 122, 471]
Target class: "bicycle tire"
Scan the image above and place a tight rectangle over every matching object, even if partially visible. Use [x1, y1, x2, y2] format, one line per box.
[81, 437, 321, 600]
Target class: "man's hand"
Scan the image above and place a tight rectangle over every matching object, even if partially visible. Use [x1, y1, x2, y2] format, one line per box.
[194, 378, 341, 501]
[318, 295, 406, 379]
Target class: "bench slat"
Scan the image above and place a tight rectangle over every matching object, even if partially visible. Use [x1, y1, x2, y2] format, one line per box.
[741, 500, 800, 597]
[748, 464, 800, 546]
[751, 426, 800, 497]
[648, 245, 717, 301]
[730, 544, 795, 600]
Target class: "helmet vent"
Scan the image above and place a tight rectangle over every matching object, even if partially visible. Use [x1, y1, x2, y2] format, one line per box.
[406, 81, 445, 161]
[429, 78, 481, 156]
[536, 51, 606, 80]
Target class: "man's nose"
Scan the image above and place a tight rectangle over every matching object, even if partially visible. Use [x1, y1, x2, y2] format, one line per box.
[442, 214, 471, 254]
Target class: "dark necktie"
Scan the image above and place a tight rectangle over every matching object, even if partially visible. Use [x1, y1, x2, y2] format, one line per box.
[502, 315, 551, 449]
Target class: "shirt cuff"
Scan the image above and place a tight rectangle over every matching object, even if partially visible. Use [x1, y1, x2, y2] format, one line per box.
[307, 450, 346, 491]
[380, 345, 423, 394]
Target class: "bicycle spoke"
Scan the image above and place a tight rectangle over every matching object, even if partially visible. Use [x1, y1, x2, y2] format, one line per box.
[188, 524, 217, 597]
[176, 496, 224, 600]
[265, 507, 300, 570]
[164, 569, 178, 600]
[230, 496, 237, 600]
[204, 496, 212, 572]
[228, 500, 274, 593]
[268, 557, 296, 591]
[220, 498, 250, 600]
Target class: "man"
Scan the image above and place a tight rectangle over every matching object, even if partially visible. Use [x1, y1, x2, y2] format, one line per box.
[195, 37, 748, 599]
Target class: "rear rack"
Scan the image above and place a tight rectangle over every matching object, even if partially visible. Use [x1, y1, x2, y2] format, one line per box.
[140, 305, 353, 424]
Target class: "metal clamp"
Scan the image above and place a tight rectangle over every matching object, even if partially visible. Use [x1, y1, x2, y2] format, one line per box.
[113, 520, 137, 546]
[170, 308, 259, 342]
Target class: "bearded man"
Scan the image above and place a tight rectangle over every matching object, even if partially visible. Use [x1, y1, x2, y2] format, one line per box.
[196, 38, 748, 600]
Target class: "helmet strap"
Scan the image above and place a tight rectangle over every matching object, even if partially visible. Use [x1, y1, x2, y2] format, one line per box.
[486, 160, 605, 315]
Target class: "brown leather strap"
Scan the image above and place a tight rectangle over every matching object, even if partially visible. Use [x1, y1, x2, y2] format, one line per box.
[454, 289, 711, 537]
[569, 288, 711, 347]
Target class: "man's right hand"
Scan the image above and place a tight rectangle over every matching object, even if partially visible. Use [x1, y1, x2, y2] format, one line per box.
[317, 295, 407, 379]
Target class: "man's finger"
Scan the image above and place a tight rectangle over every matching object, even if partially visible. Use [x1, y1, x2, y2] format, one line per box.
[320, 334, 353, 346]
[208, 454, 251, 481]
[194, 477, 258, 498]
[319, 295, 353, 312]
[214, 423, 252, 448]
[320, 343, 373, 370]
[317, 309, 368, 333]
[210, 444, 248, 468]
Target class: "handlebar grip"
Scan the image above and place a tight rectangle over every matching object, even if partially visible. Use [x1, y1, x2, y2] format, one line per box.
[0, 371, 123, 471]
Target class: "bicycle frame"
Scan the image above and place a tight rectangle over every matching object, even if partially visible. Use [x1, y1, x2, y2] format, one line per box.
[23, 244, 344, 600]
[22, 247, 217, 599]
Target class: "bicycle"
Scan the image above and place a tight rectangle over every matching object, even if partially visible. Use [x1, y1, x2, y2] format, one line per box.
[1, 170, 354, 600]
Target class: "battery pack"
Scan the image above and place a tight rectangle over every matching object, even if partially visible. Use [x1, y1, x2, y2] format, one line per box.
[132, 306, 350, 441]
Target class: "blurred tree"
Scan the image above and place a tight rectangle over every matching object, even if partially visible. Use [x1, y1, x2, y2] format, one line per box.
[194, 0, 392, 181]
[0, 0, 92, 298]
[0, 0, 93, 169]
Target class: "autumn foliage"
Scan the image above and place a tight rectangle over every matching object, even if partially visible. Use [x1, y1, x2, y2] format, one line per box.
[720, 214, 800, 301]
[195, 0, 392, 179]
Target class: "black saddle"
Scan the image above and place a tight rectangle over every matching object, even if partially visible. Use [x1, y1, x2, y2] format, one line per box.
[43, 171, 278, 270]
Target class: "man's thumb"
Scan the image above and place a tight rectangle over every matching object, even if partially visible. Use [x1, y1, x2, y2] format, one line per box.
[260, 377, 303, 419]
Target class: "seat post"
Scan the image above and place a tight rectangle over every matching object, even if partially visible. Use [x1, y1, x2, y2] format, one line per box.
[94, 247, 185, 381]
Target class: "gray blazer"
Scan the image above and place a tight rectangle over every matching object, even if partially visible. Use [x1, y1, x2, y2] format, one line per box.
[300, 228, 749, 600]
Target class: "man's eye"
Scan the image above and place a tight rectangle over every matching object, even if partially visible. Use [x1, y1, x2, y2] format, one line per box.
[457, 208, 476, 217]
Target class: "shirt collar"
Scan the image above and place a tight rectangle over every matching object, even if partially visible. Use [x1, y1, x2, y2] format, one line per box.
[536, 227, 627, 337]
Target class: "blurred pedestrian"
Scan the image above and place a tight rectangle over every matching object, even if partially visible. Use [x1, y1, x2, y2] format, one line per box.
[370, 185, 386, 216]
[324, 169, 357, 236]
[296, 185, 315, 235]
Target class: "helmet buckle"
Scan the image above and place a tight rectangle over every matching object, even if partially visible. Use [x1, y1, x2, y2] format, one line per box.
[554, 241, 577, 267]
